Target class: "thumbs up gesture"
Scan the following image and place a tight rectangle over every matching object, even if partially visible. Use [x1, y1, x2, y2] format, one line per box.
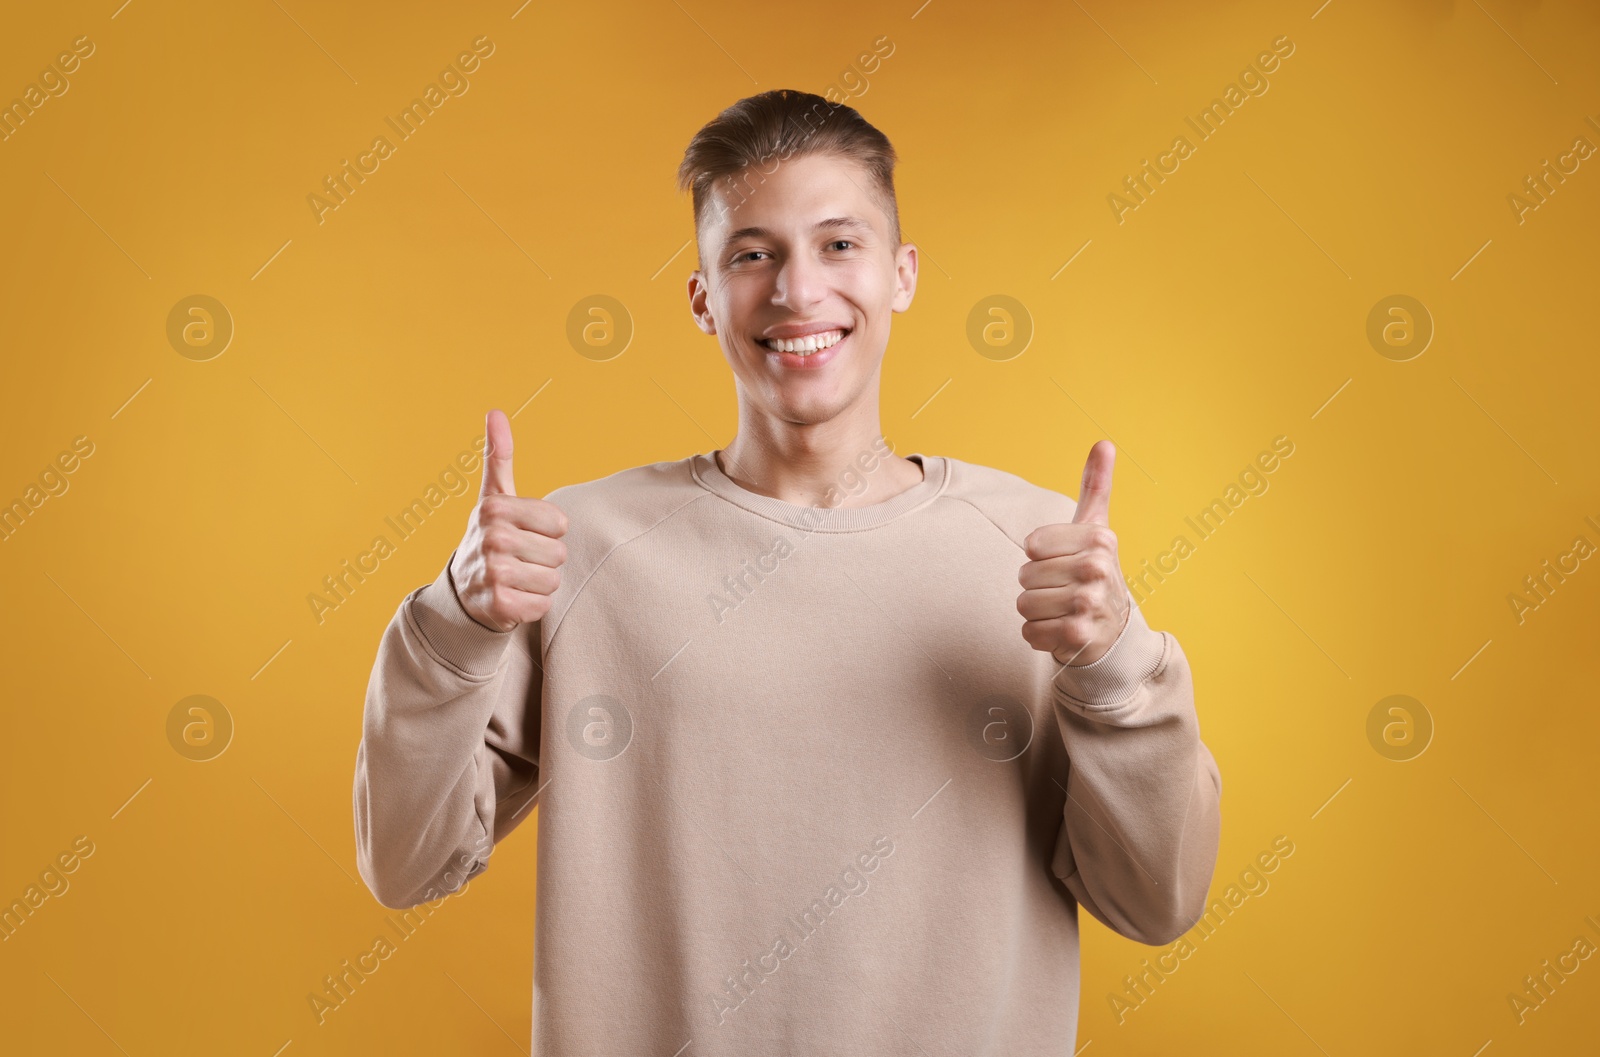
[1017, 440, 1131, 666]
[449, 409, 570, 632]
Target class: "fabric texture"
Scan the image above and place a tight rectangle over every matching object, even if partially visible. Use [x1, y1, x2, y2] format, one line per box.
[353, 449, 1222, 1055]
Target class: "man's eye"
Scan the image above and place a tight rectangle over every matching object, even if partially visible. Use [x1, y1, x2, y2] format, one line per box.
[827, 240, 853, 251]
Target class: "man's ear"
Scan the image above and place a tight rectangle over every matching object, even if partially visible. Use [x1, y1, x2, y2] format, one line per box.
[891, 241, 919, 313]
[687, 267, 717, 335]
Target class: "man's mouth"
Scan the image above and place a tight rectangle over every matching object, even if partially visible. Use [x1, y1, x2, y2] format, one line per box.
[757, 328, 850, 356]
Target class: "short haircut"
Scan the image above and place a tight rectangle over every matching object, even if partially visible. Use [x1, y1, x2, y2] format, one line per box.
[676, 89, 901, 265]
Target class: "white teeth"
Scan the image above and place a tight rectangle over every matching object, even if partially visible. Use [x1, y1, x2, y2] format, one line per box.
[760, 329, 846, 354]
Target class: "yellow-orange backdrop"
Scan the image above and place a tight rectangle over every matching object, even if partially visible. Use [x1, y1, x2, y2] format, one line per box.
[2, 0, 1597, 1054]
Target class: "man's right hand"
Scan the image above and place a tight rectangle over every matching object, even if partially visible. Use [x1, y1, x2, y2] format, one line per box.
[449, 409, 569, 632]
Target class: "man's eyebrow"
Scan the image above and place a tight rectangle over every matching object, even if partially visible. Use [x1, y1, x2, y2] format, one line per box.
[722, 216, 873, 243]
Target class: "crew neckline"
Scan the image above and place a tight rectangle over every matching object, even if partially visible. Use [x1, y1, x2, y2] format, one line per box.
[690, 450, 949, 532]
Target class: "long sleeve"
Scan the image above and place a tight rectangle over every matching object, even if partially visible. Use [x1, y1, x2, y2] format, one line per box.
[352, 550, 543, 909]
[1048, 599, 1222, 946]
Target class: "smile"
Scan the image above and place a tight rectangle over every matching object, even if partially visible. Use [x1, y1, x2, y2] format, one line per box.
[757, 328, 849, 355]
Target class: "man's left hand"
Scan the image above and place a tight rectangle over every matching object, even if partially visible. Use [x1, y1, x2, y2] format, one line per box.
[1018, 439, 1132, 667]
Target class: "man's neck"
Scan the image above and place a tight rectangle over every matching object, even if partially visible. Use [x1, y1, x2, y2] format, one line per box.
[715, 416, 924, 510]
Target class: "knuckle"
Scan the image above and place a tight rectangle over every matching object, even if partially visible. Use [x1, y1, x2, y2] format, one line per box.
[1060, 618, 1094, 649]
[533, 499, 567, 536]
[481, 494, 512, 522]
[483, 556, 515, 588]
[540, 565, 562, 592]
[478, 557, 502, 587]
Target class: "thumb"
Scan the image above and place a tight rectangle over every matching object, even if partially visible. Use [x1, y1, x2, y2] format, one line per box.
[1070, 440, 1114, 525]
[481, 409, 517, 497]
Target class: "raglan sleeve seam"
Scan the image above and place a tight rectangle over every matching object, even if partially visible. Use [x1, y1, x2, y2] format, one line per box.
[944, 487, 1170, 717]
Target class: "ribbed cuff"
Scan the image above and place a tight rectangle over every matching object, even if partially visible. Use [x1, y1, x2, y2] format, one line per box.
[1052, 600, 1167, 710]
[407, 550, 515, 678]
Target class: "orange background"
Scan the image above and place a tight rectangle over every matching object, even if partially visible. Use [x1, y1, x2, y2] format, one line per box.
[2, 0, 1598, 1053]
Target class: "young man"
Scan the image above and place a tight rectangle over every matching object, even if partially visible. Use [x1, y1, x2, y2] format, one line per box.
[354, 89, 1221, 1054]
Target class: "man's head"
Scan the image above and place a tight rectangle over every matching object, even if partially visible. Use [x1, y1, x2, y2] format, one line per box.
[679, 89, 917, 431]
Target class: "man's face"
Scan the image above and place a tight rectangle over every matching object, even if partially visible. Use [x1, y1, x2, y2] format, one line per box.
[687, 152, 917, 429]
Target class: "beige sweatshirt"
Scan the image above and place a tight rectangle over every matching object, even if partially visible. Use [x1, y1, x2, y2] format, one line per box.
[353, 447, 1222, 1055]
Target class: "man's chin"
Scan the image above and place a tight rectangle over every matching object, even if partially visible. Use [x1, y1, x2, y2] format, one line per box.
[729, 353, 880, 427]
[763, 384, 872, 429]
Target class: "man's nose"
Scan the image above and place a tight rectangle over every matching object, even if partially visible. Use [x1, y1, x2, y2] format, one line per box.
[773, 252, 825, 309]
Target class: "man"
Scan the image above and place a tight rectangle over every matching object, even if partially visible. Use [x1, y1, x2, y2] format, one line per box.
[354, 88, 1221, 1054]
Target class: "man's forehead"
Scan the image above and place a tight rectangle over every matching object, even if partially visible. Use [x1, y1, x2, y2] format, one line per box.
[706, 156, 880, 221]
[718, 215, 875, 244]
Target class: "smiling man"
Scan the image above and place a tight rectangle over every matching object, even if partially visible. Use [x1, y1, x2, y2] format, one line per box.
[354, 89, 1222, 1055]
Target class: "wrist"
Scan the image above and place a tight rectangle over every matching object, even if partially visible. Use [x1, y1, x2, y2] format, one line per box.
[1054, 598, 1132, 667]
